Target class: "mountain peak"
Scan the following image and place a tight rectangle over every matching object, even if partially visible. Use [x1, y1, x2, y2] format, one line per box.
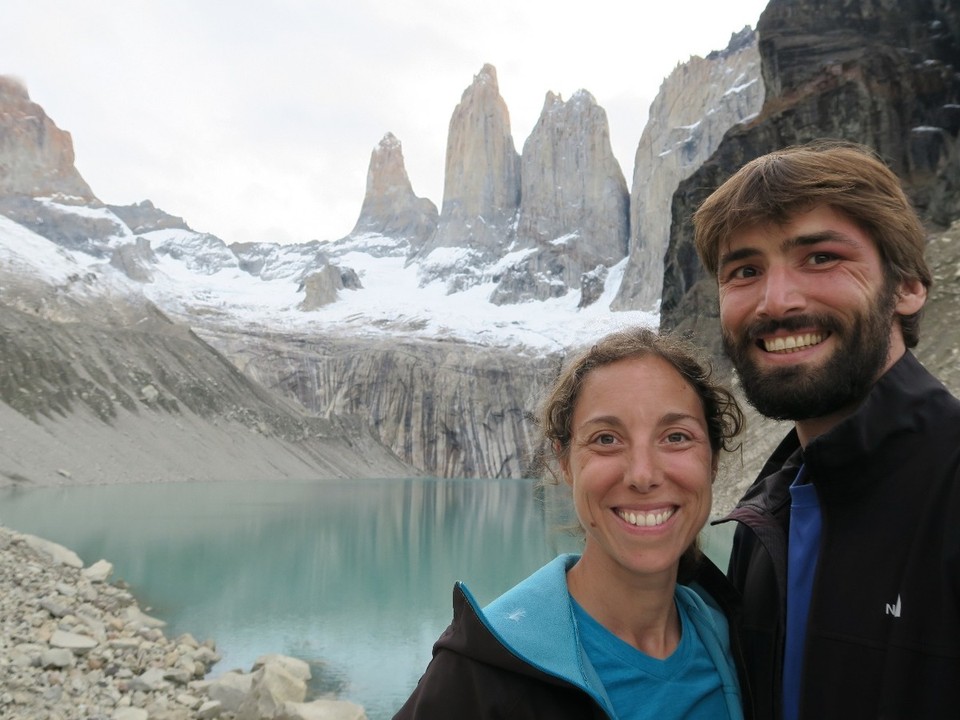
[0, 74, 96, 201]
[348, 132, 438, 247]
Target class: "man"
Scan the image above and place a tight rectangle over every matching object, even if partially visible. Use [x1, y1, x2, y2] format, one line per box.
[693, 140, 960, 720]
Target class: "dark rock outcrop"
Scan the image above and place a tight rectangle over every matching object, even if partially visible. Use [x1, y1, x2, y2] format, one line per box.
[298, 265, 362, 310]
[110, 236, 157, 282]
[107, 199, 191, 234]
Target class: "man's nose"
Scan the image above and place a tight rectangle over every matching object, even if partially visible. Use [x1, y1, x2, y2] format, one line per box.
[757, 265, 806, 317]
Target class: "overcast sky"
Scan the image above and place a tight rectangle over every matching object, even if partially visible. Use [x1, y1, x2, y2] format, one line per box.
[2, 1, 769, 245]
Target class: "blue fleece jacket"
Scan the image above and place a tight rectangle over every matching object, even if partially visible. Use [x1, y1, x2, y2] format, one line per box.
[465, 554, 744, 719]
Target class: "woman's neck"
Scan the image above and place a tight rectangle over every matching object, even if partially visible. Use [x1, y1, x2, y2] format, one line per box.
[565, 551, 681, 659]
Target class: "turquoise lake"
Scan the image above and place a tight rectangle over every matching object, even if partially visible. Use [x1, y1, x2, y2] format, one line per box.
[0, 478, 734, 719]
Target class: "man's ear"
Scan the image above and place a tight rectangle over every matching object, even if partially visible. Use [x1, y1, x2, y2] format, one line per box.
[895, 277, 927, 316]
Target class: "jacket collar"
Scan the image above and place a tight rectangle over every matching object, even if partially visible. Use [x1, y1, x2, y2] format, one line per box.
[439, 554, 614, 712]
[729, 351, 941, 509]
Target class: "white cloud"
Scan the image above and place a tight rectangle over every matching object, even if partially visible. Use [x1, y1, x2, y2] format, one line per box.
[0, 0, 769, 245]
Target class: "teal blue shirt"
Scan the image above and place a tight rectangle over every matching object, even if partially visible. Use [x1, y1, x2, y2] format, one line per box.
[573, 594, 732, 719]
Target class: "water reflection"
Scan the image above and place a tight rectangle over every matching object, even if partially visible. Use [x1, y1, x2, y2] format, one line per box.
[0, 479, 580, 719]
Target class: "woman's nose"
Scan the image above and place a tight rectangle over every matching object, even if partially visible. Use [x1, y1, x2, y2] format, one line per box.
[624, 448, 661, 492]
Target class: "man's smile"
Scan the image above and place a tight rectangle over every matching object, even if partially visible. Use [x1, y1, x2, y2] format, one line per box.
[761, 332, 827, 353]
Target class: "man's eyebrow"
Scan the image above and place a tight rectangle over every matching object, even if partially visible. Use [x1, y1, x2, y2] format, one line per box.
[718, 229, 859, 270]
[783, 229, 854, 250]
[718, 246, 760, 270]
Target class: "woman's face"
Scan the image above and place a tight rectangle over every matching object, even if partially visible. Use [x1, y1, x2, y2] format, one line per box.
[561, 354, 715, 583]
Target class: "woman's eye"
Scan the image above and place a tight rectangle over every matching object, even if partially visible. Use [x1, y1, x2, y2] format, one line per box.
[595, 433, 617, 445]
[666, 432, 690, 443]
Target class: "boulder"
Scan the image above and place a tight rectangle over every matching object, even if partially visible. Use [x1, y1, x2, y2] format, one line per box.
[21, 532, 83, 568]
[236, 661, 307, 720]
[278, 699, 368, 720]
[82, 558, 115, 583]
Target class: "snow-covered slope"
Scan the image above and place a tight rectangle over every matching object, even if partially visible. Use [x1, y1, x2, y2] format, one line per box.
[2, 198, 656, 354]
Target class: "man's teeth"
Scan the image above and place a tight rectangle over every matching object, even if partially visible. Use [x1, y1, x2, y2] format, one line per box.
[617, 508, 675, 528]
[763, 333, 824, 353]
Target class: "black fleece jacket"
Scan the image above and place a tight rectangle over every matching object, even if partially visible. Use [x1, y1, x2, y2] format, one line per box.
[720, 352, 960, 720]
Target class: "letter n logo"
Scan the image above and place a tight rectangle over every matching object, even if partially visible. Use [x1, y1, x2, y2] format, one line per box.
[885, 594, 902, 618]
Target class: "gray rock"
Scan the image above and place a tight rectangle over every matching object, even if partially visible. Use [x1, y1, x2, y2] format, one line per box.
[196, 699, 224, 719]
[614, 26, 762, 312]
[252, 653, 312, 682]
[237, 662, 307, 720]
[279, 699, 368, 720]
[497, 89, 628, 305]
[130, 666, 169, 692]
[206, 670, 255, 713]
[40, 648, 76, 668]
[21, 533, 84, 568]
[413, 64, 521, 288]
[112, 708, 149, 720]
[49, 629, 98, 653]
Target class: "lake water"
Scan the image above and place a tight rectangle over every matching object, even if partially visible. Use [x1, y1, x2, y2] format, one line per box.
[0, 478, 734, 719]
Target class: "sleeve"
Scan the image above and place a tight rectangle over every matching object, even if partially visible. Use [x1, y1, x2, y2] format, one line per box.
[392, 646, 508, 720]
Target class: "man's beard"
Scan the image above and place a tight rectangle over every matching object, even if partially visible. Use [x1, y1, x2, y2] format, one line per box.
[722, 284, 898, 422]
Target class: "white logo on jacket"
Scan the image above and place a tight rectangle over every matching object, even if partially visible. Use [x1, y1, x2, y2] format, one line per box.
[886, 594, 902, 618]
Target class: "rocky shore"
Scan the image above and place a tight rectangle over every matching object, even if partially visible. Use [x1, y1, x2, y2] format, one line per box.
[0, 526, 366, 720]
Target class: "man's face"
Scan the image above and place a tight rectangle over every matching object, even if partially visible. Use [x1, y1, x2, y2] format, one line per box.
[716, 205, 903, 422]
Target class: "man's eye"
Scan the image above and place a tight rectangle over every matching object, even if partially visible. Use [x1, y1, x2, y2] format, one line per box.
[809, 252, 836, 265]
[730, 266, 758, 279]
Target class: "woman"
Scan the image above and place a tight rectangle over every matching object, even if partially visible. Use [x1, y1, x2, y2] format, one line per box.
[394, 327, 747, 719]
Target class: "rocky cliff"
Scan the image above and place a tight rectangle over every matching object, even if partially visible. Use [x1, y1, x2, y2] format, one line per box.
[412, 64, 521, 292]
[0, 252, 415, 486]
[195, 328, 557, 479]
[349, 132, 438, 250]
[491, 90, 629, 306]
[403, 65, 632, 307]
[0, 76, 94, 200]
[613, 27, 764, 311]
